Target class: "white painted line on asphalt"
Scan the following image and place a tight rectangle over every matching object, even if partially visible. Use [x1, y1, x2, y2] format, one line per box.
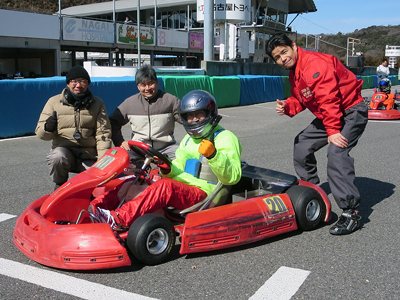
[0, 136, 35, 142]
[0, 213, 16, 222]
[0, 258, 158, 300]
[249, 266, 310, 300]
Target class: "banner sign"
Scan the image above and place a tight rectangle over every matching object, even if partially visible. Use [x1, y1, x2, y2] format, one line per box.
[190, 32, 204, 50]
[157, 29, 188, 49]
[197, 0, 251, 22]
[385, 48, 400, 57]
[117, 24, 155, 46]
[63, 17, 114, 43]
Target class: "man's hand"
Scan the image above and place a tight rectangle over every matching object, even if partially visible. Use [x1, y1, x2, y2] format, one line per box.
[328, 133, 348, 148]
[120, 141, 130, 150]
[44, 111, 57, 132]
[198, 139, 216, 159]
[276, 99, 286, 115]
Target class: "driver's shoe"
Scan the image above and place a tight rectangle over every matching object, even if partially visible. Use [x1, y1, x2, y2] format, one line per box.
[329, 209, 362, 235]
[94, 207, 128, 231]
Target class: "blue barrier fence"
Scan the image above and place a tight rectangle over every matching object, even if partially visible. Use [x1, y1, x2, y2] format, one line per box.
[0, 74, 398, 138]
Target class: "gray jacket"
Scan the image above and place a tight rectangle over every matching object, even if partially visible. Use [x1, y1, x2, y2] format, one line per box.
[109, 90, 181, 150]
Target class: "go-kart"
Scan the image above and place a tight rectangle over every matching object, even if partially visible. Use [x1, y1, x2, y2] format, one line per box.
[13, 141, 331, 270]
[364, 87, 400, 120]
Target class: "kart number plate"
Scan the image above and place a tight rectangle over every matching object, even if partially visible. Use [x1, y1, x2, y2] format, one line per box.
[263, 195, 288, 215]
[93, 155, 116, 170]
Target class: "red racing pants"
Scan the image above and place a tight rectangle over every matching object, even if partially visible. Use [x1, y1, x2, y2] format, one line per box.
[91, 178, 207, 227]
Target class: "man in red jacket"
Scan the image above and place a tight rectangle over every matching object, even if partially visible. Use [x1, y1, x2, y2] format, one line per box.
[266, 33, 368, 235]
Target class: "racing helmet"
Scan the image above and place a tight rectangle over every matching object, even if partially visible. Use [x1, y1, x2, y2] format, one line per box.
[179, 90, 222, 139]
[379, 79, 391, 94]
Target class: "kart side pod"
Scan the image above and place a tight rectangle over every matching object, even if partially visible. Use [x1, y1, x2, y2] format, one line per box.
[180, 193, 296, 254]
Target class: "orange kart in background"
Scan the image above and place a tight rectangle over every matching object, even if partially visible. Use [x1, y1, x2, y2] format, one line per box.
[365, 80, 400, 120]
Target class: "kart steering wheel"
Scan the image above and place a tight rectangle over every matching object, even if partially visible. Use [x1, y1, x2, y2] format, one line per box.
[127, 140, 172, 170]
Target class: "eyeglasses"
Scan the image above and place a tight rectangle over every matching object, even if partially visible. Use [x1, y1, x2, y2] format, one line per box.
[70, 79, 88, 85]
[138, 81, 157, 88]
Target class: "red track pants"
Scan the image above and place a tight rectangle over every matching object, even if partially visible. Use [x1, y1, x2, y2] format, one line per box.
[91, 178, 207, 227]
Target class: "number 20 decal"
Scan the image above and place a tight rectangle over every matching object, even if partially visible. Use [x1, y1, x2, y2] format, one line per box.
[263, 196, 288, 215]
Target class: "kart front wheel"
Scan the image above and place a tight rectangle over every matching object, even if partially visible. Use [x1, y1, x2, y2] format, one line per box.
[127, 214, 175, 265]
[286, 185, 326, 231]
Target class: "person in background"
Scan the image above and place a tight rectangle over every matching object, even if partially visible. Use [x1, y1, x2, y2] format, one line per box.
[35, 65, 112, 190]
[90, 90, 242, 230]
[266, 33, 368, 235]
[108, 65, 181, 163]
[373, 79, 395, 110]
[376, 58, 390, 81]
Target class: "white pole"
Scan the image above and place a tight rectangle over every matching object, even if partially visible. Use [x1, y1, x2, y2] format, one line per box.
[154, 0, 157, 46]
[137, 0, 141, 68]
[58, 0, 62, 40]
[113, 0, 116, 46]
[204, 0, 214, 61]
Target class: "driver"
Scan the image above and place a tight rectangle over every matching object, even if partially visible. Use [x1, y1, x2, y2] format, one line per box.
[376, 79, 395, 110]
[90, 90, 242, 230]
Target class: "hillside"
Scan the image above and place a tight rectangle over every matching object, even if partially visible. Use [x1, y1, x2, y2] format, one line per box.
[1, 1, 399, 67]
[290, 25, 400, 67]
[0, 0, 108, 14]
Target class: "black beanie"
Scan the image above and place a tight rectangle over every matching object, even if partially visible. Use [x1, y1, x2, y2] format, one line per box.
[66, 65, 91, 84]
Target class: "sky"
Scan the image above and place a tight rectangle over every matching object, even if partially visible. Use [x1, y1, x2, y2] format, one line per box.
[287, 0, 400, 35]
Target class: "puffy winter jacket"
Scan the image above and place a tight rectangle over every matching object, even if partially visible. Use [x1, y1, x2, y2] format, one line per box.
[35, 88, 112, 158]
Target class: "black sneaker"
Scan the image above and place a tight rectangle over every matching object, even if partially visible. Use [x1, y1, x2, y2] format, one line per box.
[329, 209, 362, 235]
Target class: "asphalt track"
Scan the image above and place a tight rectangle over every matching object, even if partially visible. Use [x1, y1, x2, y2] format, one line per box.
[1, 87, 400, 300]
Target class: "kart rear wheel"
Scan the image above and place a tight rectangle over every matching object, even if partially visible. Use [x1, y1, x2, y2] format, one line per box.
[286, 185, 326, 231]
[127, 214, 175, 265]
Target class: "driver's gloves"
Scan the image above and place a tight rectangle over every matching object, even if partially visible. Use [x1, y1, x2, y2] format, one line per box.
[45, 111, 58, 132]
[198, 139, 216, 159]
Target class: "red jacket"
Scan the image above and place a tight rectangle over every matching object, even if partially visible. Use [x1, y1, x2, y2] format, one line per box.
[284, 47, 364, 136]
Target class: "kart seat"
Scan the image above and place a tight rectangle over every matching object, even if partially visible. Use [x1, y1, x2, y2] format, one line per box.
[208, 184, 232, 208]
[165, 161, 247, 219]
[165, 182, 232, 221]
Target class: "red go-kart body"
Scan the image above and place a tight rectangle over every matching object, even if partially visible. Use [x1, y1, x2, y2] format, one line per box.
[367, 91, 400, 120]
[14, 142, 331, 270]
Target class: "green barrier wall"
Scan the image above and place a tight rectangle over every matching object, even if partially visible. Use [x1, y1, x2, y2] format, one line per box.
[282, 76, 291, 99]
[160, 75, 240, 108]
[161, 75, 212, 100]
[361, 76, 373, 89]
[210, 76, 241, 107]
